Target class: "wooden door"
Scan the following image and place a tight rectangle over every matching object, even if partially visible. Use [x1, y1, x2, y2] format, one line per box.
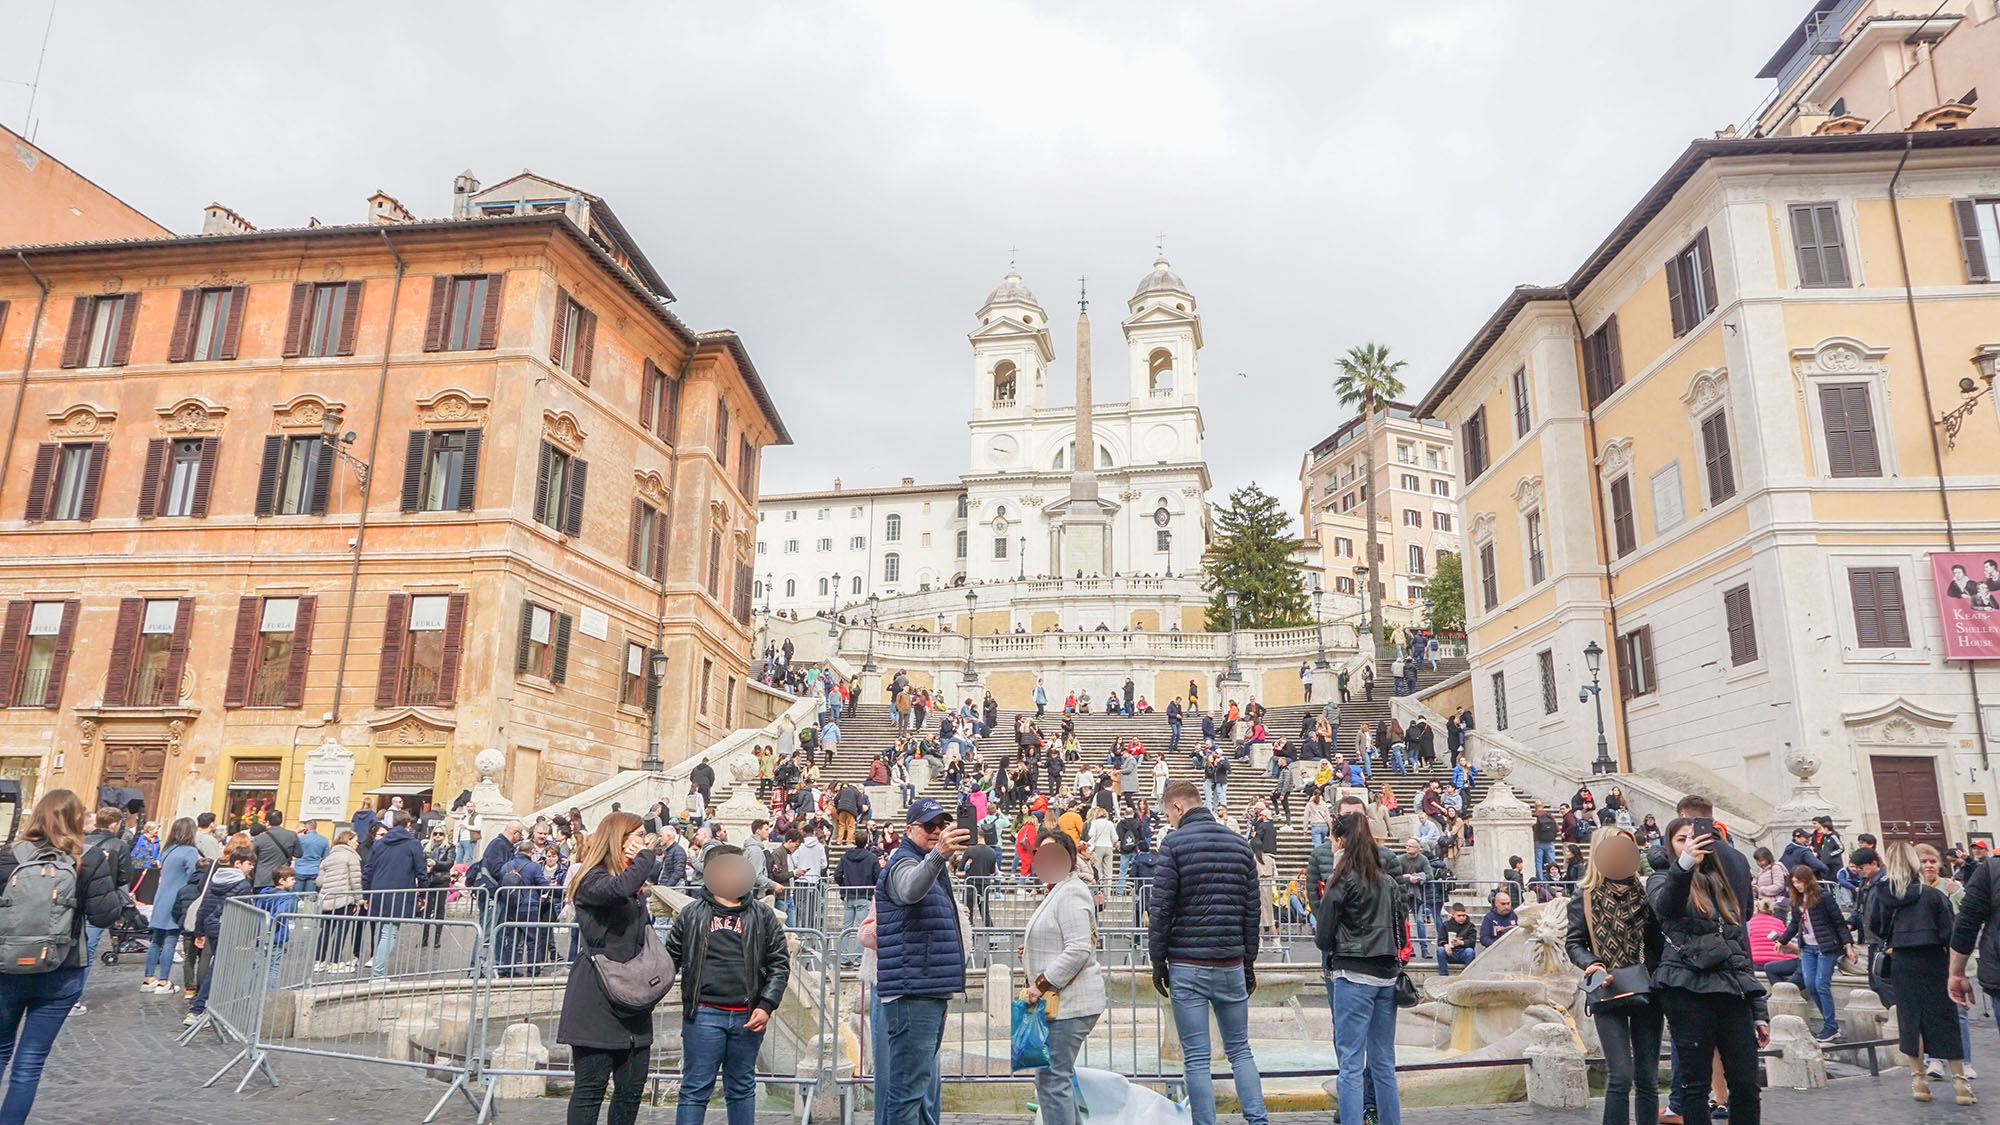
[1870, 755, 1947, 848]
[98, 743, 167, 819]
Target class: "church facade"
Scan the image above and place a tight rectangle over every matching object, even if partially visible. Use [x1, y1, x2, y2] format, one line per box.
[756, 258, 1212, 617]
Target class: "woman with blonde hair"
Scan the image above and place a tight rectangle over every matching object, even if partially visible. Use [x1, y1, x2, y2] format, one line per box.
[0, 790, 123, 1120]
[1567, 826, 1663, 1125]
[315, 828, 365, 973]
[559, 810, 662, 1124]
[1869, 840, 1969, 1104]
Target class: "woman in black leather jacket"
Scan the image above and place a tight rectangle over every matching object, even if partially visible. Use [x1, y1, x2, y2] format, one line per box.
[1313, 812, 1406, 1125]
[1649, 818, 1768, 1125]
[1566, 826, 1663, 1125]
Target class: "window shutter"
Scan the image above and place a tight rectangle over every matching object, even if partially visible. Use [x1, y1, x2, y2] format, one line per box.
[1955, 200, 1991, 282]
[562, 457, 588, 538]
[135, 438, 168, 519]
[1849, 568, 1883, 646]
[110, 293, 140, 365]
[1819, 384, 1855, 477]
[282, 283, 311, 357]
[0, 602, 28, 706]
[1665, 250, 1687, 336]
[651, 507, 669, 582]
[1617, 634, 1636, 697]
[1876, 569, 1910, 647]
[103, 598, 145, 707]
[283, 595, 315, 708]
[1790, 205, 1825, 288]
[23, 443, 58, 521]
[399, 430, 428, 511]
[422, 276, 450, 351]
[1724, 585, 1757, 665]
[574, 310, 596, 385]
[77, 442, 107, 521]
[337, 280, 365, 356]
[308, 438, 335, 515]
[1603, 315, 1623, 388]
[455, 428, 482, 512]
[42, 601, 78, 710]
[1815, 204, 1849, 287]
[1581, 331, 1602, 405]
[664, 375, 682, 443]
[1637, 628, 1656, 694]
[1841, 384, 1880, 476]
[223, 596, 261, 708]
[216, 285, 248, 360]
[1695, 229, 1719, 317]
[59, 296, 90, 368]
[253, 435, 284, 517]
[477, 272, 504, 349]
[628, 499, 644, 570]
[533, 443, 553, 522]
[1703, 413, 1734, 503]
[639, 360, 657, 433]
[189, 437, 220, 518]
[436, 593, 468, 705]
[515, 600, 536, 674]
[551, 612, 573, 684]
[549, 289, 570, 365]
[167, 289, 199, 362]
[158, 596, 196, 701]
[375, 594, 409, 707]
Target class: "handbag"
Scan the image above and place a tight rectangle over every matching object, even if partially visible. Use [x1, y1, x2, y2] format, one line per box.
[1581, 893, 1654, 1012]
[590, 924, 677, 1015]
[1393, 971, 1420, 1009]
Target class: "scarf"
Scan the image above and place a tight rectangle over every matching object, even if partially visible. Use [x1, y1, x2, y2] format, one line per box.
[1587, 877, 1648, 969]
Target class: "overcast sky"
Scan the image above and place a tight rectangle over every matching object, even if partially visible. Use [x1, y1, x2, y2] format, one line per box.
[1, 1, 1806, 523]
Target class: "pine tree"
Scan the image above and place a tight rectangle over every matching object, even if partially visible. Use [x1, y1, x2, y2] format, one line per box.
[1202, 484, 1309, 630]
[1424, 551, 1466, 636]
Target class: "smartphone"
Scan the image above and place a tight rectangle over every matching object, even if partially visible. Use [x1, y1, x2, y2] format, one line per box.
[1692, 817, 1717, 843]
[1583, 968, 1609, 992]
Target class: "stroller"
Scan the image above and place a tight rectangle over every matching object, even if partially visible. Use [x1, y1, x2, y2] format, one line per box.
[98, 869, 157, 966]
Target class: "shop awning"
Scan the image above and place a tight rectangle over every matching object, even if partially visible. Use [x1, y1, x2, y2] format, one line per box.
[365, 784, 435, 796]
[226, 782, 278, 791]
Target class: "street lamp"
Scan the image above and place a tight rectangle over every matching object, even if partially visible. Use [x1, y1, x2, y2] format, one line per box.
[863, 594, 880, 672]
[762, 572, 773, 615]
[963, 589, 979, 681]
[1312, 585, 1329, 668]
[1581, 640, 1616, 775]
[1163, 529, 1173, 578]
[1354, 563, 1373, 651]
[827, 572, 842, 637]
[317, 408, 371, 488]
[1224, 589, 1242, 681]
[1018, 535, 1026, 580]
[642, 648, 668, 771]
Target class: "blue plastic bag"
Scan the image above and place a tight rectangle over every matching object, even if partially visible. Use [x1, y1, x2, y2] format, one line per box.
[1011, 995, 1051, 1071]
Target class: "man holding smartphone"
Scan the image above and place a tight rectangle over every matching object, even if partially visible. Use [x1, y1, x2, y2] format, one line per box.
[875, 798, 971, 1125]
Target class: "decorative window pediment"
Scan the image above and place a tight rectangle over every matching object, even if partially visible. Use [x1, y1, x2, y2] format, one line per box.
[542, 409, 585, 452]
[155, 397, 228, 435]
[1510, 475, 1543, 514]
[1680, 367, 1730, 416]
[415, 388, 492, 427]
[1596, 436, 1635, 480]
[271, 394, 341, 432]
[47, 403, 117, 440]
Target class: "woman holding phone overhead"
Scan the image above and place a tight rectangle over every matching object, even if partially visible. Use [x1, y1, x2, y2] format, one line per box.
[1567, 827, 1664, 1125]
[1650, 817, 1768, 1125]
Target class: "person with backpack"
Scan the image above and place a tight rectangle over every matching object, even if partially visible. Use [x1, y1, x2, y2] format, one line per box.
[185, 844, 260, 1027]
[0, 790, 122, 1118]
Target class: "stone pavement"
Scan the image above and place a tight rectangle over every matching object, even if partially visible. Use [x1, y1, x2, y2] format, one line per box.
[24, 956, 2000, 1123]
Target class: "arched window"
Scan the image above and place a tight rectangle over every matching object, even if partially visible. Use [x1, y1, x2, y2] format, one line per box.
[851, 575, 862, 594]
[752, 580, 763, 599]
[883, 553, 900, 582]
[1149, 348, 1174, 394]
[1052, 442, 1114, 470]
[993, 361, 1017, 405]
[956, 494, 968, 518]
[818, 577, 829, 596]
[785, 579, 796, 597]
[885, 513, 902, 542]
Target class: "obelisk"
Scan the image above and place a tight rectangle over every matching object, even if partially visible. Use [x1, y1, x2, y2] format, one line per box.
[1055, 280, 1114, 577]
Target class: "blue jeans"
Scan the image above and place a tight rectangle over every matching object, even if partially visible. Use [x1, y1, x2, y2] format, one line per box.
[1168, 721, 1182, 752]
[292, 876, 317, 894]
[456, 839, 476, 865]
[1036, 1013, 1098, 1125]
[1435, 946, 1475, 977]
[144, 929, 178, 979]
[678, 1005, 766, 1125]
[1390, 747, 1408, 773]
[1311, 824, 1329, 849]
[371, 921, 401, 977]
[0, 966, 84, 1125]
[1328, 977, 1401, 1125]
[77, 924, 105, 991]
[1799, 945, 1838, 1036]
[1533, 842, 1557, 879]
[880, 996, 949, 1125]
[1205, 782, 1227, 809]
[1168, 962, 1266, 1125]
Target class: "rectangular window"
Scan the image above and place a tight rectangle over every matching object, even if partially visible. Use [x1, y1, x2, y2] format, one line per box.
[1409, 544, 1425, 575]
[159, 440, 205, 518]
[1818, 383, 1882, 478]
[1526, 511, 1546, 585]
[133, 598, 182, 707]
[1491, 672, 1509, 731]
[180, 287, 241, 362]
[520, 603, 554, 678]
[700, 659, 714, 715]
[1954, 197, 2000, 281]
[1431, 479, 1451, 497]
[61, 293, 138, 368]
[784, 540, 799, 554]
[534, 442, 588, 536]
[1478, 542, 1499, 612]
[550, 290, 597, 380]
[426, 274, 500, 351]
[707, 530, 723, 599]
[1583, 316, 1624, 407]
[816, 537, 832, 552]
[1511, 368, 1532, 436]
[403, 595, 450, 705]
[850, 506, 863, 518]
[1723, 583, 1758, 666]
[30, 442, 106, 522]
[1462, 407, 1489, 481]
[1537, 649, 1558, 715]
[884, 514, 902, 542]
[883, 553, 901, 582]
[993, 536, 1008, 559]
[304, 281, 359, 357]
[1401, 473, 1420, 491]
[726, 677, 737, 725]
[1433, 511, 1453, 532]
[1847, 567, 1911, 648]
[1609, 474, 1637, 557]
[622, 642, 648, 708]
[373, 593, 465, 708]
[641, 361, 680, 441]
[1667, 229, 1719, 337]
[248, 597, 300, 707]
[11, 601, 77, 708]
[1334, 537, 1353, 557]
[400, 428, 483, 513]
[1335, 576, 1356, 594]
[629, 501, 667, 580]
[1403, 508, 1422, 527]
[715, 398, 730, 467]
[955, 530, 968, 558]
[1373, 541, 1385, 562]
[1700, 410, 1736, 505]
[1156, 528, 1171, 552]
[853, 536, 867, 550]
[756, 542, 767, 556]
[784, 511, 798, 522]
[1617, 626, 1657, 698]
[1790, 202, 1851, 288]
[277, 436, 326, 516]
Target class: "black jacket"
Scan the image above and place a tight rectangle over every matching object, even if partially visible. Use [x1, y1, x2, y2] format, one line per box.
[663, 890, 791, 1021]
[1147, 807, 1259, 968]
[1314, 869, 1405, 977]
[1950, 856, 2000, 994]
[81, 829, 133, 891]
[0, 844, 122, 970]
[1647, 861, 1768, 1021]
[837, 846, 882, 896]
[560, 851, 661, 1050]
[1778, 893, 1849, 954]
[1868, 879, 1954, 950]
[1305, 838, 1399, 916]
[1564, 882, 1664, 972]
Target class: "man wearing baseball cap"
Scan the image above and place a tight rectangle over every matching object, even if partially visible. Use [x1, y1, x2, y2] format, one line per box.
[874, 797, 971, 1125]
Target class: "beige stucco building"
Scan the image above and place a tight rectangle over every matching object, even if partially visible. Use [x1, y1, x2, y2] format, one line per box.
[1298, 403, 1461, 620]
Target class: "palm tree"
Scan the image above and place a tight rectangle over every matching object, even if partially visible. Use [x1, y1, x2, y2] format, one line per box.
[1333, 342, 1407, 652]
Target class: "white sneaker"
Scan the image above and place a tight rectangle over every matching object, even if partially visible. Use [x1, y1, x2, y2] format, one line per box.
[140, 978, 156, 990]
[154, 981, 174, 995]
[312, 961, 327, 974]
[1927, 1060, 1948, 1079]
[70, 1003, 86, 1016]
[1966, 1065, 1979, 1080]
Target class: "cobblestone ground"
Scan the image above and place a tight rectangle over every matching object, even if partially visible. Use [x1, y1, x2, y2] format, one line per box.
[25, 956, 2000, 1123]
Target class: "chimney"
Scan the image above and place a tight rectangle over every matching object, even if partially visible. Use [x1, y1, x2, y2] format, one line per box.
[1790, 101, 1829, 137]
[366, 191, 415, 225]
[452, 169, 481, 219]
[901, 476, 916, 486]
[199, 204, 255, 235]
[832, 478, 842, 491]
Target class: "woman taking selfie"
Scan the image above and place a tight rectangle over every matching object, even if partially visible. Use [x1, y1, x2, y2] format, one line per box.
[559, 811, 661, 1125]
[1868, 840, 1969, 1105]
[1650, 817, 1767, 1125]
[1020, 831, 1104, 1125]
[1566, 827, 1663, 1125]
[1313, 811, 1405, 1125]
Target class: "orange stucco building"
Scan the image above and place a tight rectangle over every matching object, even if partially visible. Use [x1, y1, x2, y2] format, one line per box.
[0, 171, 787, 825]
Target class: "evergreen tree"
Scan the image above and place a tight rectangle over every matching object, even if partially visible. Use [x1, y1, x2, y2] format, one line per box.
[1202, 484, 1309, 630]
[1424, 551, 1466, 636]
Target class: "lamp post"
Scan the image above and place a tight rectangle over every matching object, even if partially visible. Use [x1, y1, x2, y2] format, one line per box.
[1224, 589, 1242, 681]
[762, 572, 772, 615]
[317, 408, 372, 488]
[1582, 640, 1616, 775]
[642, 648, 668, 771]
[863, 594, 880, 672]
[1018, 536, 1026, 580]
[1354, 563, 1373, 652]
[963, 590, 979, 681]
[1163, 529, 1173, 578]
[827, 572, 841, 637]
[1312, 584, 1329, 668]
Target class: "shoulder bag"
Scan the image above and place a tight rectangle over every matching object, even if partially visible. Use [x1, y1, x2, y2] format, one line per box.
[591, 915, 677, 1015]
[1582, 891, 1654, 1013]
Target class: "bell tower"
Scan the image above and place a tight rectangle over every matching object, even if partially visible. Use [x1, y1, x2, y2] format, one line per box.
[969, 268, 1053, 421]
[1122, 255, 1202, 407]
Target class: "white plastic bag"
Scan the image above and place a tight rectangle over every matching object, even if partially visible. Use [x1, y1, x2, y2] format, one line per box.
[1047, 1067, 1191, 1125]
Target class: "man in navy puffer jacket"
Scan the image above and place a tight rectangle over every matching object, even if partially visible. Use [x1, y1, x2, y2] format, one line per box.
[1147, 780, 1267, 1125]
